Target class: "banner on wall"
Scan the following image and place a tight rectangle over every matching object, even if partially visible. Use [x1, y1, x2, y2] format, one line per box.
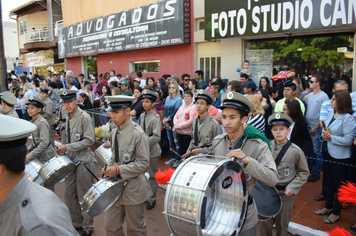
[58, 0, 191, 59]
[22, 49, 54, 67]
[205, 0, 356, 40]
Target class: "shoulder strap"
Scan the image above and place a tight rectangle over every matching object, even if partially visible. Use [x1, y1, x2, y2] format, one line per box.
[233, 135, 245, 150]
[275, 141, 292, 167]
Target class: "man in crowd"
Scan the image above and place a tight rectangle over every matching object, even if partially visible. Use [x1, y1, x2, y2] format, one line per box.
[195, 70, 207, 89]
[121, 81, 133, 96]
[136, 71, 146, 89]
[210, 82, 222, 109]
[65, 71, 79, 89]
[47, 71, 53, 82]
[227, 80, 242, 93]
[244, 80, 257, 95]
[0, 115, 79, 235]
[180, 73, 190, 91]
[274, 82, 305, 114]
[240, 73, 256, 95]
[305, 75, 329, 182]
[67, 78, 79, 91]
[56, 89, 95, 236]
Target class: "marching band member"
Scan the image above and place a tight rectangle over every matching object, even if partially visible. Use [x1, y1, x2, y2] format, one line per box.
[26, 96, 57, 191]
[1, 91, 19, 118]
[56, 89, 95, 236]
[0, 115, 79, 235]
[182, 90, 222, 159]
[139, 89, 162, 210]
[102, 95, 151, 236]
[210, 92, 278, 236]
[39, 87, 56, 146]
[259, 113, 309, 236]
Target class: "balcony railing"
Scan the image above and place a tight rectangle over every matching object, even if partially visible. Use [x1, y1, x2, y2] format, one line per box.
[24, 28, 49, 43]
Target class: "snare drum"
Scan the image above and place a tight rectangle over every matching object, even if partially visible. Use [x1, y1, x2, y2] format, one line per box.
[252, 180, 282, 221]
[164, 155, 247, 236]
[25, 158, 44, 184]
[80, 177, 127, 216]
[39, 154, 76, 186]
[94, 143, 112, 168]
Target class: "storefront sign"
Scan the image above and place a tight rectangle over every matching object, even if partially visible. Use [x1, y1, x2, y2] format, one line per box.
[58, 0, 191, 59]
[23, 49, 54, 67]
[205, 0, 356, 39]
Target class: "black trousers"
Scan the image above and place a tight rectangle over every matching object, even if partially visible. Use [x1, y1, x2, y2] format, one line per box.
[176, 133, 191, 156]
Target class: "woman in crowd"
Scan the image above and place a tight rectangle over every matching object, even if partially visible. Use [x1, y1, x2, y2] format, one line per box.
[99, 85, 111, 107]
[283, 99, 314, 158]
[14, 88, 24, 118]
[188, 79, 201, 98]
[9, 80, 20, 93]
[130, 86, 144, 123]
[173, 90, 196, 160]
[258, 76, 272, 92]
[269, 87, 279, 109]
[163, 81, 182, 167]
[315, 91, 356, 224]
[111, 87, 121, 96]
[156, 78, 166, 89]
[154, 90, 164, 120]
[85, 84, 96, 105]
[146, 77, 160, 92]
[257, 89, 273, 139]
[78, 93, 92, 110]
[245, 95, 265, 134]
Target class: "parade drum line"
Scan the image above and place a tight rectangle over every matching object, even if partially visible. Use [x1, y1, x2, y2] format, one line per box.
[252, 180, 282, 221]
[39, 154, 76, 186]
[25, 158, 44, 185]
[80, 176, 127, 216]
[94, 144, 113, 168]
[164, 155, 248, 236]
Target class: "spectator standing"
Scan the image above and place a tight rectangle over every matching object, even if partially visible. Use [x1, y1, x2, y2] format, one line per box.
[227, 80, 242, 93]
[136, 71, 146, 89]
[244, 81, 257, 95]
[274, 82, 305, 114]
[245, 95, 265, 134]
[188, 79, 201, 98]
[269, 87, 279, 109]
[163, 82, 183, 167]
[108, 70, 119, 83]
[258, 76, 272, 92]
[257, 89, 272, 139]
[78, 93, 92, 110]
[180, 74, 190, 91]
[121, 81, 133, 96]
[210, 82, 222, 109]
[194, 70, 207, 89]
[130, 87, 144, 123]
[146, 77, 159, 92]
[305, 75, 329, 182]
[48, 82, 60, 110]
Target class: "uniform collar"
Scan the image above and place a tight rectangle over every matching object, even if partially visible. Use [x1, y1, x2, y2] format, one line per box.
[31, 115, 40, 123]
[69, 106, 81, 118]
[145, 110, 155, 116]
[225, 132, 244, 146]
[198, 112, 211, 122]
[4, 108, 15, 115]
[118, 118, 134, 131]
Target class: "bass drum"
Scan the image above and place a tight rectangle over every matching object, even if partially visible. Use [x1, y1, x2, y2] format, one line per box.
[25, 158, 44, 184]
[252, 180, 282, 221]
[39, 154, 76, 186]
[164, 155, 247, 236]
[94, 143, 112, 168]
[80, 176, 127, 216]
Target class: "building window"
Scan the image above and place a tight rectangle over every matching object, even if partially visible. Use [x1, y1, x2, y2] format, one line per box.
[130, 60, 160, 73]
[20, 21, 27, 35]
[199, 21, 205, 30]
[199, 56, 221, 81]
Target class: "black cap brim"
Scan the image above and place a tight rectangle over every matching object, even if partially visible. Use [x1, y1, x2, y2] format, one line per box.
[220, 101, 250, 115]
[269, 120, 291, 127]
[60, 94, 76, 103]
[106, 103, 131, 112]
[195, 94, 212, 104]
[142, 94, 156, 101]
[26, 100, 44, 108]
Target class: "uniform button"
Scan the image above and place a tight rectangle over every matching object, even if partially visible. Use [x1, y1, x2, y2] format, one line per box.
[229, 147, 232, 150]
[22, 200, 28, 207]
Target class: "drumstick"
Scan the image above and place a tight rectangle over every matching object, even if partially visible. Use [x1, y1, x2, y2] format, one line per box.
[102, 164, 107, 179]
[270, 193, 285, 197]
[82, 162, 100, 182]
[170, 148, 182, 159]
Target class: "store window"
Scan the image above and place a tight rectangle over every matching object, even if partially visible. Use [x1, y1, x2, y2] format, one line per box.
[199, 56, 221, 81]
[20, 21, 27, 35]
[130, 60, 160, 73]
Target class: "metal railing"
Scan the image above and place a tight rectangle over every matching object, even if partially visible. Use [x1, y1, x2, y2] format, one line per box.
[24, 28, 49, 43]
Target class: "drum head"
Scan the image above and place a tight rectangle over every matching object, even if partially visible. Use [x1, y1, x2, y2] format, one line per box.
[165, 156, 248, 236]
[85, 178, 126, 216]
[252, 180, 282, 218]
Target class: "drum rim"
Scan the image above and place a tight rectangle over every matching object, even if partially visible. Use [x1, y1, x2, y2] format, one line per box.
[164, 155, 248, 235]
[39, 155, 76, 184]
[253, 181, 283, 218]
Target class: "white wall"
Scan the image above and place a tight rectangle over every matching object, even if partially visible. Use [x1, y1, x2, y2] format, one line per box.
[3, 21, 19, 58]
[220, 38, 244, 81]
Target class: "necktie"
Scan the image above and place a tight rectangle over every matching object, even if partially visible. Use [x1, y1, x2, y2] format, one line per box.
[67, 117, 71, 144]
[114, 130, 119, 163]
[194, 117, 199, 146]
[143, 113, 146, 133]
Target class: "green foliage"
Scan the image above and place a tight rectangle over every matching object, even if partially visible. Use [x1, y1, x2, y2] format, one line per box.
[246, 36, 353, 69]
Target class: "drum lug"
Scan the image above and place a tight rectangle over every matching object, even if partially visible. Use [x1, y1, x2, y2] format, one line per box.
[123, 181, 128, 187]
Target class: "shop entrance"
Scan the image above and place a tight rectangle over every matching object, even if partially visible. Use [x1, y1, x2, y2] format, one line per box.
[84, 56, 97, 80]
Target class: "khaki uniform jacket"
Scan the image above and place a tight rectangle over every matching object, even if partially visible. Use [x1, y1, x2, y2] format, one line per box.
[110, 120, 151, 205]
[65, 107, 95, 163]
[188, 113, 222, 153]
[4, 108, 19, 118]
[211, 133, 278, 232]
[272, 140, 309, 195]
[41, 97, 55, 126]
[28, 115, 56, 162]
[139, 110, 162, 158]
[0, 175, 79, 236]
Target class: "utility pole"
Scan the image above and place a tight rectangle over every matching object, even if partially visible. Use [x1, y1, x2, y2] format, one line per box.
[0, 1, 7, 92]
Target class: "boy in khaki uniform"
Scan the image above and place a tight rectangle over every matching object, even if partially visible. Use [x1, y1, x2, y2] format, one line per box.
[1, 91, 19, 118]
[210, 92, 278, 236]
[56, 89, 95, 236]
[102, 95, 151, 236]
[39, 87, 56, 146]
[182, 90, 222, 159]
[259, 113, 309, 236]
[139, 89, 161, 210]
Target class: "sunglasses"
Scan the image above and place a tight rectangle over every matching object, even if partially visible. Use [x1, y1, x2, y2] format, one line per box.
[184, 79, 190, 81]
[309, 80, 316, 83]
[169, 86, 176, 89]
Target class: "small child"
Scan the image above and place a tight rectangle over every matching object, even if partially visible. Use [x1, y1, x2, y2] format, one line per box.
[259, 113, 309, 236]
[240, 60, 251, 77]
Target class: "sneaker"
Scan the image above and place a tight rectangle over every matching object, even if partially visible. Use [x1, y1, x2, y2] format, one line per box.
[349, 225, 356, 233]
[165, 159, 175, 165]
[173, 161, 180, 168]
[308, 173, 320, 182]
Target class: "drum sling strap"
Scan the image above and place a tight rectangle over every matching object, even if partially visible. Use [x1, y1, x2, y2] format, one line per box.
[194, 117, 199, 146]
[274, 141, 291, 191]
[143, 113, 146, 133]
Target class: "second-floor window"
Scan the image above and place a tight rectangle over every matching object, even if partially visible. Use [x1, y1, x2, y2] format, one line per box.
[20, 21, 27, 35]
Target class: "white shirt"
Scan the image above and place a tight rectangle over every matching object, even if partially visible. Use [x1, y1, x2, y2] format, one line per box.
[139, 79, 146, 89]
[108, 77, 119, 83]
[287, 122, 295, 140]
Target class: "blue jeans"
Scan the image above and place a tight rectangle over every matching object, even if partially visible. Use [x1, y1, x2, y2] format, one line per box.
[166, 129, 180, 161]
[308, 126, 322, 175]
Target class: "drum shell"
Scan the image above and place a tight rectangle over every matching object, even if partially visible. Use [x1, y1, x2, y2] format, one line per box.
[39, 154, 76, 186]
[25, 158, 44, 184]
[81, 177, 126, 216]
[94, 144, 113, 168]
[164, 155, 247, 236]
